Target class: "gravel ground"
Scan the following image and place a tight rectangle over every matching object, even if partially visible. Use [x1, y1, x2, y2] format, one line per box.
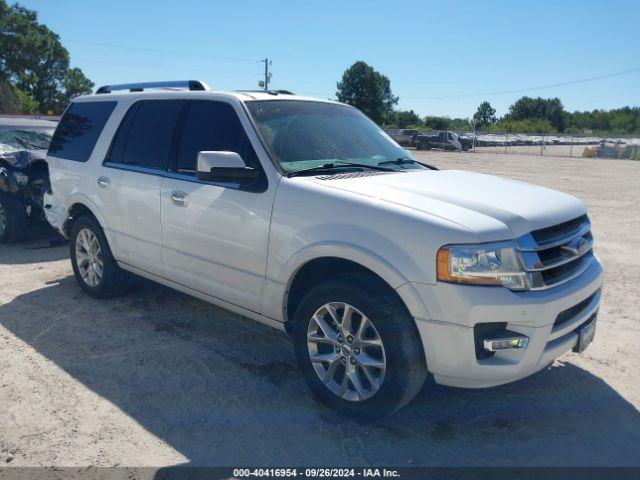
[1, 151, 639, 468]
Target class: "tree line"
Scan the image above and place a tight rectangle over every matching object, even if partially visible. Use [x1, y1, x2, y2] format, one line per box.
[0, 0, 93, 114]
[337, 61, 640, 136]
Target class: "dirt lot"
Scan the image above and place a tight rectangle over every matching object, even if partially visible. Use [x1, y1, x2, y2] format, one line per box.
[1, 151, 639, 468]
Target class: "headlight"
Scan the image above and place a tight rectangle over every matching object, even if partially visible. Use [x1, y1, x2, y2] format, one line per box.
[437, 241, 527, 290]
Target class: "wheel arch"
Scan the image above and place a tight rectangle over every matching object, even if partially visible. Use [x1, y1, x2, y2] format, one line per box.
[281, 247, 431, 336]
[63, 198, 115, 252]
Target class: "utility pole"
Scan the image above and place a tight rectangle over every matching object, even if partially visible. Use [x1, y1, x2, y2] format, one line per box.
[259, 58, 272, 91]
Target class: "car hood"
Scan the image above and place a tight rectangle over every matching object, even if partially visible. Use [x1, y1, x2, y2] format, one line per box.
[314, 170, 586, 241]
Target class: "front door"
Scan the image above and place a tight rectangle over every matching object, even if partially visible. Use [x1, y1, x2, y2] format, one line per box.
[160, 100, 275, 312]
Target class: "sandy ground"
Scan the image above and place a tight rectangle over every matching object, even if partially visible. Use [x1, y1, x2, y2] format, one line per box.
[1, 151, 639, 468]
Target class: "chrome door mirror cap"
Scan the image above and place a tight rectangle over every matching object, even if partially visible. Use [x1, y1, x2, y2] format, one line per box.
[196, 151, 258, 184]
[197, 151, 247, 172]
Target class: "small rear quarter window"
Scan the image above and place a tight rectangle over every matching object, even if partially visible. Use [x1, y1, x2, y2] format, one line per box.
[48, 101, 117, 162]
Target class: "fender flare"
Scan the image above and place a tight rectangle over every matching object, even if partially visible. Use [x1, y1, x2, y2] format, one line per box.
[275, 241, 432, 322]
[64, 194, 116, 250]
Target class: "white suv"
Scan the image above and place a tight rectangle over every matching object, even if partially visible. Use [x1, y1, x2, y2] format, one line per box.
[44, 80, 603, 419]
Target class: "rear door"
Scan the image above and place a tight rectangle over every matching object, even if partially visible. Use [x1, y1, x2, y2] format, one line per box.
[100, 99, 182, 275]
[160, 99, 274, 312]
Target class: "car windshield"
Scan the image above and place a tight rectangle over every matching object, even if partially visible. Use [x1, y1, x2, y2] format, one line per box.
[0, 129, 53, 154]
[246, 100, 423, 173]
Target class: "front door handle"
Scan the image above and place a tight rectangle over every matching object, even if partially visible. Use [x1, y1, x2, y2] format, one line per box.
[97, 176, 110, 189]
[170, 191, 189, 207]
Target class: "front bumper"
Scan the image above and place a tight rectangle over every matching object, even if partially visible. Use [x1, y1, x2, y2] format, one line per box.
[409, 256, 604, 388]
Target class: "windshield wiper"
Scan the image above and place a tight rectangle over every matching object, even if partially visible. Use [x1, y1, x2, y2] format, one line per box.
[377, 157, 439, 170]
[286, 160, 397, 178]
[14, 136, 48, 150]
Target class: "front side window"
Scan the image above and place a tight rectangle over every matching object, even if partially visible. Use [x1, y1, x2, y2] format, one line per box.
[108, 100, 182, 170]
[48, 101, 117, 162]
[175, 100, 259, 173]
[245, 100, 418, 173]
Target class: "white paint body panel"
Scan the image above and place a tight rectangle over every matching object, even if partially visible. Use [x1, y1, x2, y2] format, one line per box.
[160, 176, 274, 312]
[44, 89, 603, 390]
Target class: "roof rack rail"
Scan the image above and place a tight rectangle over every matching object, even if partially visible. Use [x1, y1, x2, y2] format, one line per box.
[236, 89, 295, 96]
[95, 80, 211, 94]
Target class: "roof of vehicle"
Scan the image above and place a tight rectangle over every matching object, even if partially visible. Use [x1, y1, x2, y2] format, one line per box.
[71, 80, 341, 106]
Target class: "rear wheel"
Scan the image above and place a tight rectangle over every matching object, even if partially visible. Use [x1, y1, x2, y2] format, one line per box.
[70, 215, 132, 298]
[292, 273, 426, 420]
[0, 193, 27, 243]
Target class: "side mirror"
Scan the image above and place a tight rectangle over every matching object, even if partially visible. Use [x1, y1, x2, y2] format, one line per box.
[196, 151, 259, 184]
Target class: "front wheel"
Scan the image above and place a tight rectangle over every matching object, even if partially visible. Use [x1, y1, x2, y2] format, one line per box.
[292, 273, 427, 420]
[0, 193, 27, 243]
[70, 215, 132, 298]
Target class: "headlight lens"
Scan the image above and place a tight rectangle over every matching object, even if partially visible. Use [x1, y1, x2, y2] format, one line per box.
[437, 242, 527, 290]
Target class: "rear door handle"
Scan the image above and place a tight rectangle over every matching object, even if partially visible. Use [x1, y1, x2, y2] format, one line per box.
[170, 191, 189, 207]
[97, 176, 110, 189]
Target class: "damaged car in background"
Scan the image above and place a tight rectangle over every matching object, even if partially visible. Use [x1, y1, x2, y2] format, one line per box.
[0, 117, 56, 242]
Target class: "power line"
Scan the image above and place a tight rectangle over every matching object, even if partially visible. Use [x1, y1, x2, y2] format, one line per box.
[404, 66, 640, 100]
[64, 39, 258, 63]
[73, 58, 258, 75]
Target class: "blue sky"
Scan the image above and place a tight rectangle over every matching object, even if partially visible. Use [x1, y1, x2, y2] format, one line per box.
[18, 0, 640, 118]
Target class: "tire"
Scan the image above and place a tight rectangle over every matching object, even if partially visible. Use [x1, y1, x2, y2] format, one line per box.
[70, 215, 132, 298]
[292, 273, 427, 420]
[0, 193, 27, 243]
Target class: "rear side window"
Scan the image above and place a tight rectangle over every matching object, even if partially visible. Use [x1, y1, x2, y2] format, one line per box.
[48, 101, 117, 162]
[107, 100, 182, 170]
[175, 100, 259, 173]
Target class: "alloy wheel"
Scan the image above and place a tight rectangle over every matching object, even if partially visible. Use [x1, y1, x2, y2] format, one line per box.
[307, 302, 386, 401]
[75, 228, 104, 287]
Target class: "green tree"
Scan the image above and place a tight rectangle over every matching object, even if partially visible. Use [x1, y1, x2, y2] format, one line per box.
[336, 61, 398, 124]
[388, 109, 423, 128]
[497, 118, 555, 133]
[423, 116, 450, 130]
[64, 67, 94, 101]
[473, 101, 496, 129]
[0, 80, 20, 112]
[0, 1, 93, 112]
[15, 86, 38, 113]
[505, 96, 567, 132]
[422, 116, 471, 131]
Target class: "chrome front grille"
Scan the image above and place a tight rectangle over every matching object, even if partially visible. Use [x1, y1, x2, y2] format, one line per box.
[516, 215, 595, 290]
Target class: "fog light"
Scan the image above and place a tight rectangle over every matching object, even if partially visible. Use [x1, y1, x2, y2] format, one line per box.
[483, 334, 529, 352]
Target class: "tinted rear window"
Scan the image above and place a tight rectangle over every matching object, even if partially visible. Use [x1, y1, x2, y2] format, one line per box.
[108, 100, 182, 170]
[48, 101, 117, 161]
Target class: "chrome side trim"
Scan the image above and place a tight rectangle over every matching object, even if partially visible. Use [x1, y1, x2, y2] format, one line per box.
[103, 161, 165, 177]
